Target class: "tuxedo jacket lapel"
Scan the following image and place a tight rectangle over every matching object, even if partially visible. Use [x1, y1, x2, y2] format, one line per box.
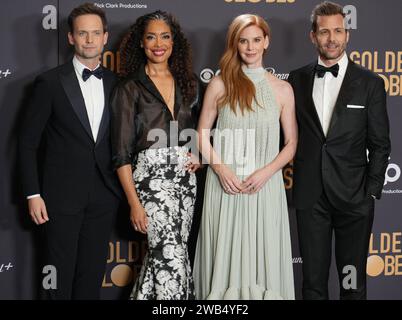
[302, 64, 326, 141]
[96, 66, 112, 145]
[60, 62, 94, 142]
[326, 61, 362, 138]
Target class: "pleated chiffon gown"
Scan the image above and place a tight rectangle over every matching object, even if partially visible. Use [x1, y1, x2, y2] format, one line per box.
[193, 67, 295, 300]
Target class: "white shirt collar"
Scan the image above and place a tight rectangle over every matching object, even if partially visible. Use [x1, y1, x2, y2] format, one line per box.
[72, 55, 100, 76]
[317, 52, 348, 77]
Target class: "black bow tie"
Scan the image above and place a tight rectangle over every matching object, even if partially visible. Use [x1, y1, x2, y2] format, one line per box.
[315, 63, 339, 78]
[82, 67, 103, 81]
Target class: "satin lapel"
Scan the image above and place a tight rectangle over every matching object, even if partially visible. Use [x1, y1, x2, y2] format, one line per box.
[302, 65, 326, 141]
[138, 67, 166, 105]
[326, 61, 361, 138]
[173, 81, 182, 120]
[60, 63, 94, 142]
[135, 65, 176, 119]
[96, 67, 112, 145]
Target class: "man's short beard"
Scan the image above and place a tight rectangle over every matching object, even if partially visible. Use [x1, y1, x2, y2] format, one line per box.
[318, 43, 346, 61]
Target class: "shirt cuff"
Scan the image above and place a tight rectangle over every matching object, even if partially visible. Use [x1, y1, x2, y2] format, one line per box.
[27, 194, 41, 199]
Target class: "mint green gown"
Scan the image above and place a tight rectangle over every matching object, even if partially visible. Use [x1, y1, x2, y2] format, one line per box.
[193, 67, 295, 300]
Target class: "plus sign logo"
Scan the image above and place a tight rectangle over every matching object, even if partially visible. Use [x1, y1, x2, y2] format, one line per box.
[0, 262, 14, 272]
[0, 69, 12, 79]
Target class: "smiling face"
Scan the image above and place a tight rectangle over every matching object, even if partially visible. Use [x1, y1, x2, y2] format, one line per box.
[141, 19, 173, 65]
[237, 24, 269, 68]
[68, 14, 108, 63]
[310, 14, 349, 65]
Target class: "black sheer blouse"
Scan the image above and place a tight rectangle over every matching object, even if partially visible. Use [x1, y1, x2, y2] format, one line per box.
[110, 65, 203, 169]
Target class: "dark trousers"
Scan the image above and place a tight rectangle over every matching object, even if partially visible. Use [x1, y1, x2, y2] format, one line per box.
[42, 168, 119, 300]
[296, 192, 374, 300]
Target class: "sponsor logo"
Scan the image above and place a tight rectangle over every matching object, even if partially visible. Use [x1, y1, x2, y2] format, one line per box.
[199, 67, 287, 83]
[383, 158, 402, 195]
[0, 69, 12, 79]
[0, 262, 14, 272]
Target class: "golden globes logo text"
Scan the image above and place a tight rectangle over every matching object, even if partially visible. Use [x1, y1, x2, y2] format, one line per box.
[102, 51, 120, 74]
[350, 51, 402, 96]
[102, 240, 147, 287]
[367, 232, 402, 277]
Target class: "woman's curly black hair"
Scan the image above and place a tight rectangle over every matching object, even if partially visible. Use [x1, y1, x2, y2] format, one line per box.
[119, 10, 197, 104]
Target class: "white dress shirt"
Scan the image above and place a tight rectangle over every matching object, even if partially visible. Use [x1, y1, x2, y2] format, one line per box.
[27, 56, 105, 200]
[312, 52, 349, 136]
[72, 55, 105, 142]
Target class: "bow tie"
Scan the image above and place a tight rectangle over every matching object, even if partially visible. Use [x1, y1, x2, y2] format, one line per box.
[82, 67, 103, 81]
[315, 63, 339, 78]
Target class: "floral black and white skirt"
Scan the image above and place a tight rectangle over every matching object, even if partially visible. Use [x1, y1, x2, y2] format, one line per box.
[130, 146, 197, 300]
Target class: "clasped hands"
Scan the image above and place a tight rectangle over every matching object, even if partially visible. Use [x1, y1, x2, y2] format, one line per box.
[214, 164, 273, 195]
[131, 152, 201, 234]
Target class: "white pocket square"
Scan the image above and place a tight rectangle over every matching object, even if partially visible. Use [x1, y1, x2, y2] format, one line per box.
[347, 104, 365, 109]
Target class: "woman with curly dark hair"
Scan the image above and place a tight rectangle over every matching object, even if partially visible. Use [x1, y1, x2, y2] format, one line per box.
[110, 11, 202, 300]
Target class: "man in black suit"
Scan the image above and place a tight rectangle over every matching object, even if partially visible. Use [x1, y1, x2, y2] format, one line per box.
[288, 1, 390, 300]
[19, 3, 121, 299]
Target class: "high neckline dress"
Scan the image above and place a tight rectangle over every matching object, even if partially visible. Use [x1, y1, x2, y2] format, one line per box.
[193, 66, 295, 300]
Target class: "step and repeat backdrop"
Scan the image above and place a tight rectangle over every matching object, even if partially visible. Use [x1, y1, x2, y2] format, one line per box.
[1, 0, 401, 299]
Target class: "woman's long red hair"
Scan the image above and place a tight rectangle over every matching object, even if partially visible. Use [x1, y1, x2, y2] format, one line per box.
[218, 14, 271, 114]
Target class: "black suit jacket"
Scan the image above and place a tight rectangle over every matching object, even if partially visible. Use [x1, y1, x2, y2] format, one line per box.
[288, 59, 391, 211]
[19, 61, 122, 212]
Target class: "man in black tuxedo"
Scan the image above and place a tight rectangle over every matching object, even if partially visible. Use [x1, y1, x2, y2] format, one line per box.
[288, 1, 390, 300]
[19, 3, 121, 299]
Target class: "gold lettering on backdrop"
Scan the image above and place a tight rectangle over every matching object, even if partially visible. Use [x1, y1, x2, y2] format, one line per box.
[350, 51, 402, 96]
[384, 256, 402, 276]
[107, 242, 114, 263]
[116, 242, 125, 263]
[368, 232, 402, 276]
[370, 233, 402, 254]
[381, 233, 391, 254]
[397, 256, 402, 276]
[102, 51, 120, 73]
[283, 161, 293, 190]
[102, 278, 113, 287]
[103, 241, 148, 287]
[393, 232, 402, 253]
[369, 234, 378, 254]
[106, 241, 147, 264]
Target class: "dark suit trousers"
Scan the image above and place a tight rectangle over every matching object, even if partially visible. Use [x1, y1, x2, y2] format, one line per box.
[296, 192, 374, 300]
[42, 167, 119, 300]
